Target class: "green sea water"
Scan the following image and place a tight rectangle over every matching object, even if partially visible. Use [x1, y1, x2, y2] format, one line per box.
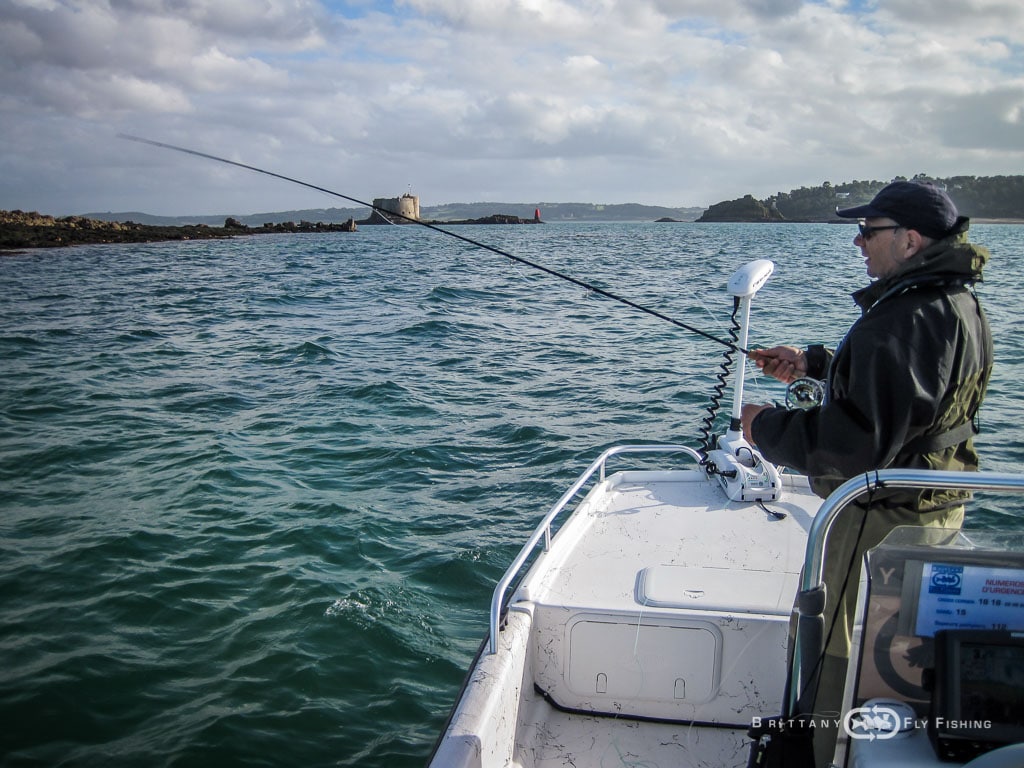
[1, 222, 1022, 766]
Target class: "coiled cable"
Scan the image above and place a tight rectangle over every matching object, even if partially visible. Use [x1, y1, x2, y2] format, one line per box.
[698, 297, 742, 469]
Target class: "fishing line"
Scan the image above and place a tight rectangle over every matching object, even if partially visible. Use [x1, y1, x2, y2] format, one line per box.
[118, 133, 746, 353]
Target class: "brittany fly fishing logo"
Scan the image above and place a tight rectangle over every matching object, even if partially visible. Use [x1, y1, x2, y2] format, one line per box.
[843, 703, 914, 741]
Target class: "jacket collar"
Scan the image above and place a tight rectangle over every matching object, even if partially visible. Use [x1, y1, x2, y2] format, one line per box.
[852, 227, 989, 312]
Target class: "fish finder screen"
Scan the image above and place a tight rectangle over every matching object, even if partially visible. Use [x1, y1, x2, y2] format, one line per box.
[959, 641, 1024, 724]
[929, 630, 1024, 761]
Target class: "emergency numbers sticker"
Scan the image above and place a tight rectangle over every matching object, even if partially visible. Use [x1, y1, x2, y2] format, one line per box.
[915, 562, 1024, 637]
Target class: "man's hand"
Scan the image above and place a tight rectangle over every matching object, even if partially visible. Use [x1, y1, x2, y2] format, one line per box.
[748, 345, 806, 384]
[741, 403, 772, 444]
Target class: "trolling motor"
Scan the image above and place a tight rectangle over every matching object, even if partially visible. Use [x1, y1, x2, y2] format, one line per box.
[703, 259, 783, 503]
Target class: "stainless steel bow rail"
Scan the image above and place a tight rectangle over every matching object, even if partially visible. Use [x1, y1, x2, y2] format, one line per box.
[487, 444, 703, 654]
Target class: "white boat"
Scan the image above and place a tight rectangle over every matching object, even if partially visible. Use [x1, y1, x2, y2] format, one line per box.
[428, 261, 1024, 768]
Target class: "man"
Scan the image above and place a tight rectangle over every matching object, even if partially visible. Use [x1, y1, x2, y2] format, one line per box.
[740, 181, 992, 766]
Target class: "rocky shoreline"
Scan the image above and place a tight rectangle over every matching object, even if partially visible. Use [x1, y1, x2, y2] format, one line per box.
[0, 209, 549, 250]
[0, 210, 357, 251]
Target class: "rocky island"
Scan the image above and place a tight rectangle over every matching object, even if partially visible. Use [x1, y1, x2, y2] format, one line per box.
[0, 206, 544, 250]
[0, 210, 357, 250]
[425, 213, 543, 225]
[696, 195, 785, 223]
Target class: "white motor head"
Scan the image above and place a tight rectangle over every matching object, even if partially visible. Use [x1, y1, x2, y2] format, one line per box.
[727, 259, 775, 299]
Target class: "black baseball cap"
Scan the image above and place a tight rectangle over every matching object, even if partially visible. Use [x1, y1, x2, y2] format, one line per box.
[836, 181, 959, 238]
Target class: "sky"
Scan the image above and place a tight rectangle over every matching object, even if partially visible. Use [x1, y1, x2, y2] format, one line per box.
[1, 0, 1023, 217]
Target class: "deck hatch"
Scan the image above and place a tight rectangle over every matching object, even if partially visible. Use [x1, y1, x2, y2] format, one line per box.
[566, 618, 720, 703]
[638, 564, 797, 615]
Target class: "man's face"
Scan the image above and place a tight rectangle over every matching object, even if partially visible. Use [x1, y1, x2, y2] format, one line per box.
[854, 218, 908, 279]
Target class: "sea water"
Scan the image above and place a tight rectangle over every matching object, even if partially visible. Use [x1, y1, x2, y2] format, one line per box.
[1, 222, 1022, 766]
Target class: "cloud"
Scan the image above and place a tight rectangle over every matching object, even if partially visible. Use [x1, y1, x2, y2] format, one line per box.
[0, 0, 1022, 215]
[935, 87, 1024, 151]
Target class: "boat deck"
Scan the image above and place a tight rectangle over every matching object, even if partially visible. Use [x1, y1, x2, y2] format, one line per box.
[514, 684, 753, 767]
[524, 468, 819, 615]
[506, 468, 824, 767]
[432, 457, 1024, 768]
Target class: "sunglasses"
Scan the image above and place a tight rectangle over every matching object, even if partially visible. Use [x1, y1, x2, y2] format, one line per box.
[858, 222, 902, 240]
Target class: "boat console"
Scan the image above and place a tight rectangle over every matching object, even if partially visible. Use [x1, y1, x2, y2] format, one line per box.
[840, 525, 1024, 767]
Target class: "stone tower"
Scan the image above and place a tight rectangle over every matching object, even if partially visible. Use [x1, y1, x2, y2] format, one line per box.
[372, 193, 420, 222]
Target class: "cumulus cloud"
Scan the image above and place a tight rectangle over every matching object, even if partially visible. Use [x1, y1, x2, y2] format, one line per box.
[0, 0, 1022, 215]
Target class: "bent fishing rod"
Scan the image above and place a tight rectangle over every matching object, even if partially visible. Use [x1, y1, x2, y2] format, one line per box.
[117, 133, 748, 354]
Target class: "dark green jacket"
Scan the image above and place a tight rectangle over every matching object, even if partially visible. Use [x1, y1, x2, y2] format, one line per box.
[751, 224, 993, 509]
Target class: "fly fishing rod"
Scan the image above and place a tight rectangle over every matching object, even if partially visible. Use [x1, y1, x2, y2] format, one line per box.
[118, 133, 747, 353]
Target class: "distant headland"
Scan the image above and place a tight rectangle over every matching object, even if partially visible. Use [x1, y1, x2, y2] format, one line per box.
[696, 174, 1024, 223]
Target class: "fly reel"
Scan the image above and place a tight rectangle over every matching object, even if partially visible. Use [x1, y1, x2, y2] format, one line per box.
[785, 377, 825, 410]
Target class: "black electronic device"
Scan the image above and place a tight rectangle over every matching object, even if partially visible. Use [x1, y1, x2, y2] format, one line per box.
[927, 629, 1024, 762]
